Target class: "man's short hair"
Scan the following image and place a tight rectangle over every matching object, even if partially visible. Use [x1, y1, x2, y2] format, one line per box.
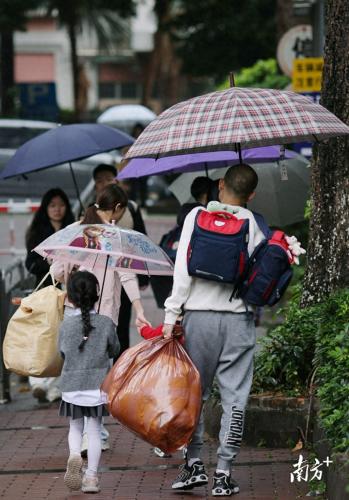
[224, 163, 258, 202]
[190, 176, 212, 201]
[93, 163, 117, 179]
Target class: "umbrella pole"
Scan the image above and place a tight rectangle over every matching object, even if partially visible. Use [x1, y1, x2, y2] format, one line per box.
[69, 162, 84, 216]
[229, 72, 243, 165]
[98, 254, 110, 313]
[237, 143, 242, 164]
[205, 163, 209, 177]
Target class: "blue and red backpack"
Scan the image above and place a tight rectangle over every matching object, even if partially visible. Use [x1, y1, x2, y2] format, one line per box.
[187, 209, 293, 307]
[237, 213, 293, 306]
[187, 210, 250, 284]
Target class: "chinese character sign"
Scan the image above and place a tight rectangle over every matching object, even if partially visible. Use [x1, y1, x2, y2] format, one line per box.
[292, 58, 324, 92]
[290, 454, 333, 483]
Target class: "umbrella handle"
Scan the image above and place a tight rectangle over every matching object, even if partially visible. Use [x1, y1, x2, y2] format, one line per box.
[97, 254, 110, 313]
[69, 162, 84, 216]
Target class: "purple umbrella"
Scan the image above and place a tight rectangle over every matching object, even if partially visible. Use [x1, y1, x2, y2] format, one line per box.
[117, 146, 296, 179]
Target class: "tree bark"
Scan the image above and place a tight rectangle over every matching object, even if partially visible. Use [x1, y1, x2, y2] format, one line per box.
[141, 0, 181, 110]
[67, 20, 80, 121]
[276, 0, 295, 40]
[301, 0, 349, 307]
[141, 28, 162, 107]
[0, 31, 16, 116]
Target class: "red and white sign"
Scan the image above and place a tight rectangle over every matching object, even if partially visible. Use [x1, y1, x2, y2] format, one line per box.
[0, 200, 40, 214]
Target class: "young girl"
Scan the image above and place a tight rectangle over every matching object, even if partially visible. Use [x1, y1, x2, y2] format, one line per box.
[51, 184, 150, 457]
[59, 270, 119, 493]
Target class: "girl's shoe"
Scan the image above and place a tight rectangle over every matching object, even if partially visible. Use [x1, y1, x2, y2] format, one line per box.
[154, 447, 172, 458]
[81, 474, 100, 493]
[32, 385, 47, 403]
[64, 454, 83, 490]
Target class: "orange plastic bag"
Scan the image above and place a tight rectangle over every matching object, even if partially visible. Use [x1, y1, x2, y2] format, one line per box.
[101, 336, 201, 454]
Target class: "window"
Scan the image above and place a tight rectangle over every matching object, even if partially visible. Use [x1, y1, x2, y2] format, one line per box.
[99, 83, 116, 98]
[120, 82, 139, 99]
[99, 82, 141, 99]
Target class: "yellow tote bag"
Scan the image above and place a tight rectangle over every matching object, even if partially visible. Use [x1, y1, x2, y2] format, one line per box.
[3, 273, 66, 377]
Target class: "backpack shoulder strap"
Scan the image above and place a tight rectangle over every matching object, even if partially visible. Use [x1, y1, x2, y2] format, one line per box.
[128, 200, 138, 217]
[252, 211, 272, 239]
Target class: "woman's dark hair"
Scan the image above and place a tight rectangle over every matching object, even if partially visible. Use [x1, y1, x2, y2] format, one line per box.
[82, 183, 128, 224]
[26, 188, 75, 248]
[67, 271, 99, 351]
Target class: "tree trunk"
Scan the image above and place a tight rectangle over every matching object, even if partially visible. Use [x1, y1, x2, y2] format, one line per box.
[276, 0, 295, 40]
[301, 0, 349, 307]
[141, 28, 162, 107]
[141, 0, 180, 110]
[67, 21, 80, 121]
[0, 31, 16, 116]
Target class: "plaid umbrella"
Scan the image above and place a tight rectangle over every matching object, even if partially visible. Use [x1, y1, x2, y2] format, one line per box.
[125, 87, 349, 159]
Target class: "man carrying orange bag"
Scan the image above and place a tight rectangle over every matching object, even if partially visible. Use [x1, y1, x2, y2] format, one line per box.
[163, 165, 265, 496]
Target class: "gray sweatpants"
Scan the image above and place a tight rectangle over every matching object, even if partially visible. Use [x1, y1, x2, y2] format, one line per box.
[184, 310, 256, 470]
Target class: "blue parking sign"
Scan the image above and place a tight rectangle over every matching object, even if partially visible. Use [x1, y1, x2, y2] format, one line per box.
[18, 83, 59, 121]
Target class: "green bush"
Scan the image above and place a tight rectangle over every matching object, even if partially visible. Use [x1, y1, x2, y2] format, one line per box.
[253, 286, 349, 453]
[218, 59, 290, 90]
[314, 289, 349, 453]
[252, 286, 322, 396]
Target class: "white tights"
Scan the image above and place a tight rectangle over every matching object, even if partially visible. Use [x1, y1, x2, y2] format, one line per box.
[68, 417, 102, 477]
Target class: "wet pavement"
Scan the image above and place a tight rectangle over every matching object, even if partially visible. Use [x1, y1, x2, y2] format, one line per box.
[0, 398, 310, 499]
[0, 214, 311, 499]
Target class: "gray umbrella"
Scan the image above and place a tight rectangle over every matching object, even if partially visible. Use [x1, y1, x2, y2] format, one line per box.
[169, 154, 310, 227]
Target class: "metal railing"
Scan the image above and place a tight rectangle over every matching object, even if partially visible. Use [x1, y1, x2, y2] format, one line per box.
[0, 259, 33, 403]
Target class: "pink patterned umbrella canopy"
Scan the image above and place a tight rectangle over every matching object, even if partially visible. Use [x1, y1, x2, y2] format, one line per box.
[125, 87, 349, 159]
[34, 224, 173, 276]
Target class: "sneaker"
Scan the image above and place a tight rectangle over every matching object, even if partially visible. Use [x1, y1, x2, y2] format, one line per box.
[154, 447, 172, 458]
[80, 434, 88, 459]
[172, 460, 208, 490]
[101, 438, 110, 452]
[64, 454, 83, 491]
[32, 385, 47, 403]
[212, 472, 240, 496]
[81, 474, 100, 493]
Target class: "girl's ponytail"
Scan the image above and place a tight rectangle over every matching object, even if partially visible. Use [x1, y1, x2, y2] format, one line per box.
[81, 204, 103, 225]
[67, 271, 99, 350]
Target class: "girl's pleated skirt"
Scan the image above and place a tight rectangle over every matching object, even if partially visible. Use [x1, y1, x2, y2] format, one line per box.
[59, 400, 109, 420]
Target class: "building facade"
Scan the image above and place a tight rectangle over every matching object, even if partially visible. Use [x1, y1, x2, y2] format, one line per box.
[14, 1, 157, 114]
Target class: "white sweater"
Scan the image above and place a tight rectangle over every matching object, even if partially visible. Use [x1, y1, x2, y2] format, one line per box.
[164, 205, 265, 325]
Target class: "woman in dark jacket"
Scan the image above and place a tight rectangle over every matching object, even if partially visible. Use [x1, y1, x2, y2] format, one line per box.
[25, 188, 75, 287]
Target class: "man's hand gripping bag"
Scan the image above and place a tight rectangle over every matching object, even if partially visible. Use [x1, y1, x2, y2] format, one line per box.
[101, 336, 201, 454]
